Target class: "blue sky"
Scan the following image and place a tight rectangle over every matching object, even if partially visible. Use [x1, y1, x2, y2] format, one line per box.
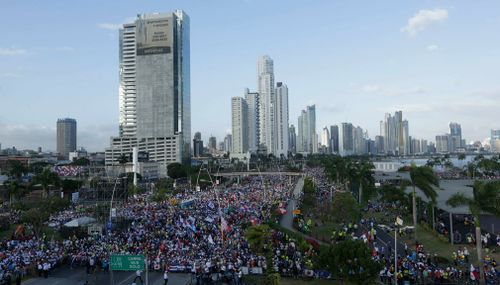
[1, 0, 500, 151]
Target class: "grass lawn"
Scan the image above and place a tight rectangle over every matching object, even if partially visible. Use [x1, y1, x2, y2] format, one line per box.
[397, 223, 500, 265]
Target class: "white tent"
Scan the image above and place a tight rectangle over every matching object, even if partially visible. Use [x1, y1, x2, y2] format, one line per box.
[63, 216, 96, 228]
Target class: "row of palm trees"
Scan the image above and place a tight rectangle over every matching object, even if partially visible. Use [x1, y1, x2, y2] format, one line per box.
[3, 160, 62, 201]
[320, 155, 500, 270]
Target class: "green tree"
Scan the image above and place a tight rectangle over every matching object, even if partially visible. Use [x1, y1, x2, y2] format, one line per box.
[167, 163, 187, 179]
[458, 153, 466, 161]
[400, 163, 439, 243]
[331, 192, 361, 223]
[5, 180, 24, 203]
[33, 168, 61, 198]
[21, 208, 49, 237]
[245, 224, 271, 255]
[72, 157, 90, 166]
[351, 161, 375, 204]
[378, 184, 407, 205]
[316, 240, 381, 285]
[7, 160, 26, 181]
[446, 181, 500, 267]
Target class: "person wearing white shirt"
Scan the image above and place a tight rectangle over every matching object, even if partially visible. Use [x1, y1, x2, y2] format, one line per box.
[163, 270, 168, 285]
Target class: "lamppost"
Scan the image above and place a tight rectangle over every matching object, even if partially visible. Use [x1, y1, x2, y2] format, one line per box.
[394, 216, 403, 285]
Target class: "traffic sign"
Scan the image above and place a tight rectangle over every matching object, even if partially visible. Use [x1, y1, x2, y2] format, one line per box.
[110, 254, 145, 271]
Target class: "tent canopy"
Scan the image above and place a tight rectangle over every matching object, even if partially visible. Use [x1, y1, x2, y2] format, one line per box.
[63, 216, 96, 228]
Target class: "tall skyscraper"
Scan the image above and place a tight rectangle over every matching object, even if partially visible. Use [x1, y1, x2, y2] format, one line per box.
[380, 111, 408, 155]
[208, 136, 217, 152]
[275, 82, 289, 157]
[330, 125, 339, 154]
[244, 88, 260, 153]
[339, 122, 354, 156]
[402, 120, 410, 156]
[289, 125, 297, 154]
[57, 118, 77, 159]
[297, 105, 316, 154]
[231, 97, 248, 155]
[353, 126, 365, 155]
[224, 134, 233, 153]
[106, 10, 191, 176]
[257, 55, 276, 154]
[193, 132, 203, 157]
[449, 122, 462, 152]
[436, 135, 450, 153]
[321, 127, 330, 149]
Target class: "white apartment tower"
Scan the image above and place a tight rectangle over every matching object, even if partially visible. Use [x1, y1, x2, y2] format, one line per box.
[106, 10, 191, 177]
[244, 88, 260, 153]
[275, 82, 289, 157]
[231, 97, 248, 155]
[257, 55, 276, 154]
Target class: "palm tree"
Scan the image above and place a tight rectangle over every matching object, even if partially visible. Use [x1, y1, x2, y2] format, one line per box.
[446, 180, 500, 266]
[351, 161, 375, 204]
[401, 163, 439, 242]
[33, 168, 61, 198]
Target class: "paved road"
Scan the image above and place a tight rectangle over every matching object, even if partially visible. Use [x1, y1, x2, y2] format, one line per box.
[23, 267, 189, 285]
[280, 177, 304, 231]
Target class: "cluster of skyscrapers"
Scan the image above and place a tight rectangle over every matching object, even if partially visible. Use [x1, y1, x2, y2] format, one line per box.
[435, 122, 466, 153]
[231, 56, 290, 158]
[104, 10, 190, 177]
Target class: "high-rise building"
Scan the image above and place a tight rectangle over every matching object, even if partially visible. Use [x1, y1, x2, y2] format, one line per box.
[289, 125, 297, 154]
[106, 10, 191, 177]
[193, 132, 203, 157]
[375, 135, 384, 154]
[244, 88, 259, 153]
[380, 111, 408, 155]
[353, 126, 365, 155]
[449, 122, 462, 152]
[57, 118, 77, 159]
[321, 127, 330, 149]
[436, 135, 450, 153]
[257, 55, 276, 154]
[330, 125, 339, 154]
[275, 82, 289, 157]
[208, 136, 217, 152]
[231, 97, 249, 155]
[339, 123, 354, 156]
[402, 120, 410, 156]
[297, 105, 316, 154]
[224, 134, 233, 153]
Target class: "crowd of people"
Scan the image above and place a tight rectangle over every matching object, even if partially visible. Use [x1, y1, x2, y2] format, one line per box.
[300, 166, 500, 284]
[0, 175, 307, 284]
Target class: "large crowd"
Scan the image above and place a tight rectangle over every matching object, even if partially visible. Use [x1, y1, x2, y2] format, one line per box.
[300, 166, 500, 284]
[0, 175, 310, 284]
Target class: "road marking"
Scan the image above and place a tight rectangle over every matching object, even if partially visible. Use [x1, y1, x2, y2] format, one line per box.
[117, 272, 136, 285]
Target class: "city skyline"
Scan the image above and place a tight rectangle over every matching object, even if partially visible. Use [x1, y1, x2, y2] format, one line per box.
[2, 1, 500, 151]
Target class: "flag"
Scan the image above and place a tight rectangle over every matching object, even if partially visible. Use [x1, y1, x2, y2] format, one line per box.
[221, 216, 229, 232]
[470, 264, 475, 280]
[208, 235, 214, 245]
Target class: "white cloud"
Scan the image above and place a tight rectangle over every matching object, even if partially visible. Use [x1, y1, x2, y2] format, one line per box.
[359, 84, 426, 96]
[0, 72, 20, 78]
[56, 46, 75, 52]
[360, 85, 382, 93]
[401, 8, 448, 37]
[97, 23, 122, 31]
[427, 44, 439, 51]
[0, 47, 27, 56]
